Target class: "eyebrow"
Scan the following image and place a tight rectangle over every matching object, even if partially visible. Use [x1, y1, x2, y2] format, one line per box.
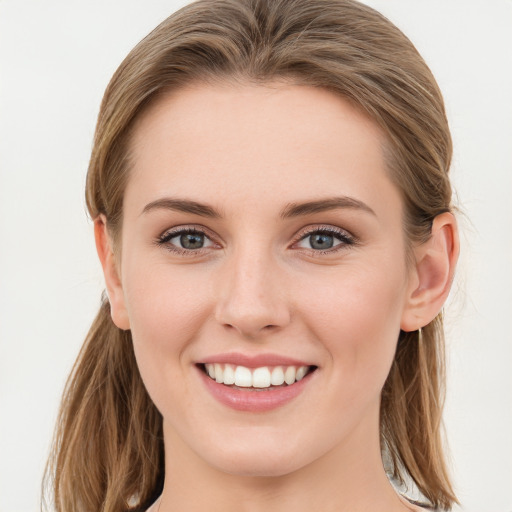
[141, 198, 222, 218]
[280, 196, 376, 218]
[141, 195, 375, 219]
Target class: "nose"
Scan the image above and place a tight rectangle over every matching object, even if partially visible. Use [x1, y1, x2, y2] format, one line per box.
[214, 247, 291, 339]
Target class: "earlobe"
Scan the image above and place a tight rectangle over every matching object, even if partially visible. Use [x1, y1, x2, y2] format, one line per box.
[94, 216, 130, 330]
[400, 212, 459, 332]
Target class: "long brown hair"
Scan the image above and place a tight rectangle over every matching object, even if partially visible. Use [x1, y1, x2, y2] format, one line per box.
[44, 0, 458, 510]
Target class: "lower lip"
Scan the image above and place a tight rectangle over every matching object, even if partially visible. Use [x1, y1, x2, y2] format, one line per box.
[198, 367, 314, 412]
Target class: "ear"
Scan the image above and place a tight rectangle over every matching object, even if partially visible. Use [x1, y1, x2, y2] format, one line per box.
[94, 216, 130, 330]
[400, 212, 459, 332]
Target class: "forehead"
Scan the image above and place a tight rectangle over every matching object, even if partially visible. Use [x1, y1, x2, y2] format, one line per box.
[125, 82, 401, 219]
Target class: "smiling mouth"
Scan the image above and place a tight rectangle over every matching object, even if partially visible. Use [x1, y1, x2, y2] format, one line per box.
[200, 363, 317, 390]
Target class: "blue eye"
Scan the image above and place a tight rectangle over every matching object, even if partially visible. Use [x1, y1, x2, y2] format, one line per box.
[295, 227, 354, 252]
[176, 232, 206, 249]
[158, 228, 214, 251]
[308, 232, 336, 250]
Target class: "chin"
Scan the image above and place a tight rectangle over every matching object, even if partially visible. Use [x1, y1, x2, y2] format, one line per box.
[197, 435, 311, 478]
[212, 454, 302, 478]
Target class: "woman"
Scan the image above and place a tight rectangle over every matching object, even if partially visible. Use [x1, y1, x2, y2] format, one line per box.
[44, 0, 459, 511]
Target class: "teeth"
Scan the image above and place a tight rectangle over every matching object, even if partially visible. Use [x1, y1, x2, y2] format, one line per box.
[284, 366, 296, 385]
[234, 366, 252, 387]
[271, 366, 285, 386]
[214, 363, 223, 383]
[296, 366, 308, 381]
[223, 364, 235, 385]
[252, 367, 271, 388]
[204, 363, 311, 388]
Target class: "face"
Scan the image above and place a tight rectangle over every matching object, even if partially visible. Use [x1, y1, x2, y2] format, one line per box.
[113, 82, 416, 477]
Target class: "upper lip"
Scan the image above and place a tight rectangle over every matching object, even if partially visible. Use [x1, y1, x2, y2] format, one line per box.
[198, 352, 314, 368]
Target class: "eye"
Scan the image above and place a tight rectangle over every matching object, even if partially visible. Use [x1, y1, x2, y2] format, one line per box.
[294, 226, 356, 253]
[171, 231, 210, 250]
[302, 232, 338, 250]
[157, 227, 216, 253]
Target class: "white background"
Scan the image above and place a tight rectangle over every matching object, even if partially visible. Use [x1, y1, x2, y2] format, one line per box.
[0, 1, 511, 511]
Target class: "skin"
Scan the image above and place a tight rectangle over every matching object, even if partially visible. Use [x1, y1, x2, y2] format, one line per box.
[96, 82, 458, 512]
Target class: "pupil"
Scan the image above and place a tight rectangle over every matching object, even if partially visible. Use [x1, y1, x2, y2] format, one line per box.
[310, 233, 333, 250]
[180, 233, 204, 249]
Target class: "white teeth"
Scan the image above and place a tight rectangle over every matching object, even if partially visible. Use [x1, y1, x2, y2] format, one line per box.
[296, 366, 308, 381]
[223, 364, 235, 385]
[252, 367, 271, 388]
[234, 366, 253, 387]
[284, 366, 296, 385]
[214, 363, 223, 383]
[204, 363, 311, 388]
[271, 366, 285, 386]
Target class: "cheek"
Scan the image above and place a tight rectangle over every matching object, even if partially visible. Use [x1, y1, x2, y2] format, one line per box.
[299, 262, 407, 389]
[124, 258, 210, 339]
[121, 260, 212, 401]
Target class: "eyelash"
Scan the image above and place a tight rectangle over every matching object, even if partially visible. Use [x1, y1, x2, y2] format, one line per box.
[156, 226, 216, 256]
[292, 225, 357, 255]
[155, 225, 357, 256]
